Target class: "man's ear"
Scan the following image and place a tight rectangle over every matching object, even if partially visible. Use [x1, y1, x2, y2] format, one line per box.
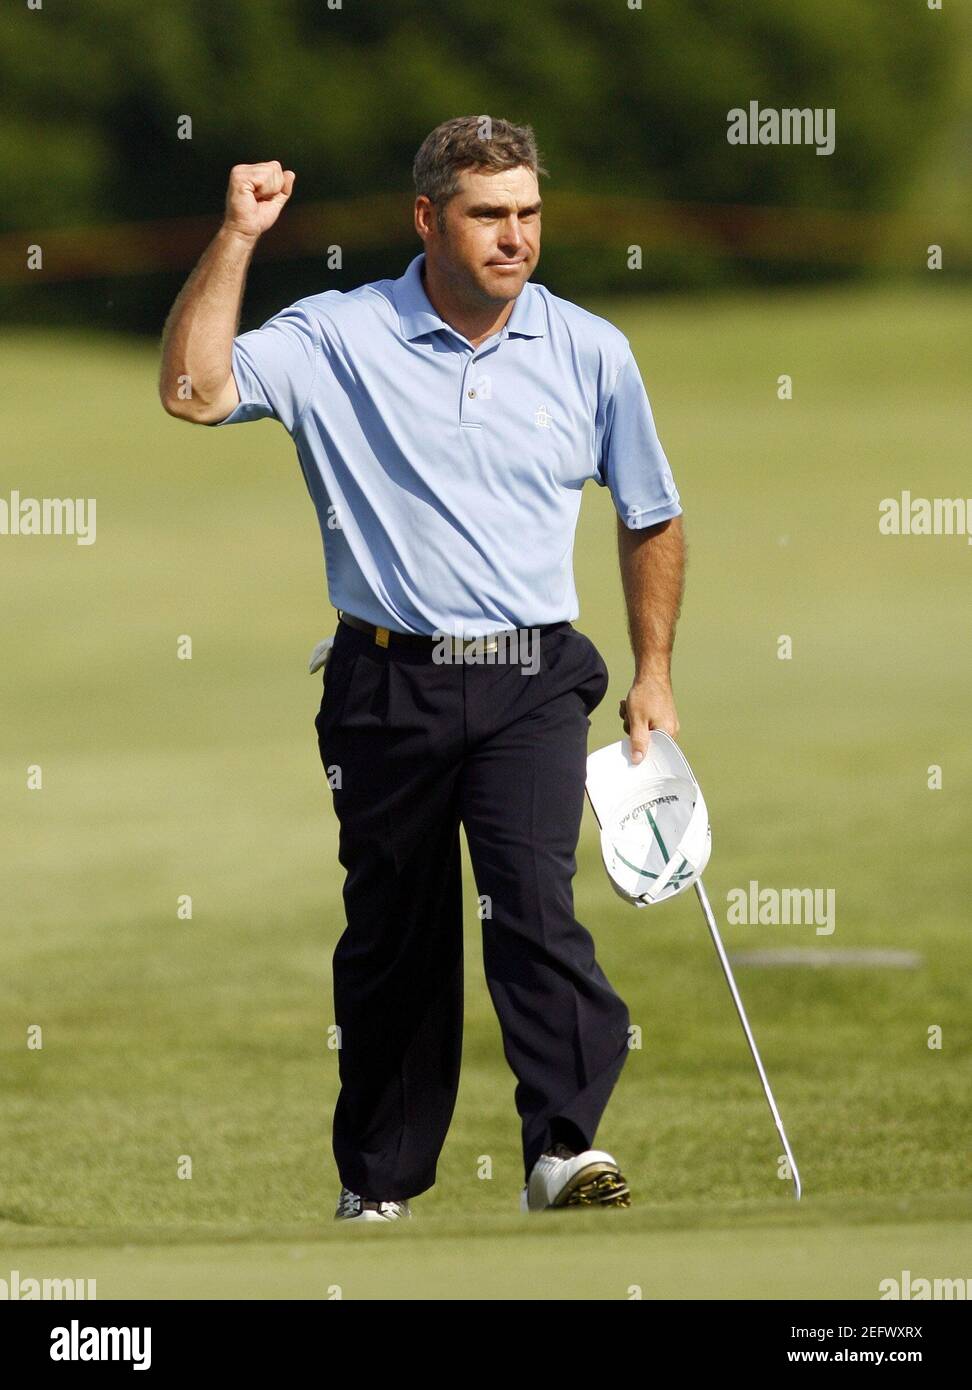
[414, 195, 435, 241]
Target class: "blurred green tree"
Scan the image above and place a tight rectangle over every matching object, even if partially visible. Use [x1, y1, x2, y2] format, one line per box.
[0, 0, 960, 327]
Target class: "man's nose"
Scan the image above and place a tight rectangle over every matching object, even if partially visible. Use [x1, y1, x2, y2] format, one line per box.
[498, 217, 525, 248]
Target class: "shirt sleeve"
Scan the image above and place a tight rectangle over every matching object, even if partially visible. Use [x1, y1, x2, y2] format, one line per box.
[595, 349, 682, 528]
[210, 300, 319, 433]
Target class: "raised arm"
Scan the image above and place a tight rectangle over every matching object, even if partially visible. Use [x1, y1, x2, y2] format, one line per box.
[159, 161, 295, 424]
[616, 513, 685, 762]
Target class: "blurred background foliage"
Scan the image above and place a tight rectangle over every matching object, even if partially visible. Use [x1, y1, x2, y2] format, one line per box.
[0, 0, 968, 331]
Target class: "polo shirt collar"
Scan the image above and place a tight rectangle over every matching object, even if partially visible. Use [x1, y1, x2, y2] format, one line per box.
[395, 252, 546, 343]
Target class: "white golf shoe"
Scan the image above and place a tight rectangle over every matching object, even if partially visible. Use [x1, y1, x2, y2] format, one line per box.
[522, 1143, 631, 1212]
[334, 1186, 412, 1223]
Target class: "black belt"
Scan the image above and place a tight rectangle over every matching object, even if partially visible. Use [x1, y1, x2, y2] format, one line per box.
[337, 609, 566, 653]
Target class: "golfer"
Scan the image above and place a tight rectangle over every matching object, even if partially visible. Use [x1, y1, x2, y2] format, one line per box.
[159, 116, 685, 1220]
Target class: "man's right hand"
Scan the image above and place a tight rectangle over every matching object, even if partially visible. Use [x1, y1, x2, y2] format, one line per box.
[223, 161, 296, 241]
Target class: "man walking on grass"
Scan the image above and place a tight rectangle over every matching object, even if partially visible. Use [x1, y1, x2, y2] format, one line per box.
[159, 116, 684, 1221]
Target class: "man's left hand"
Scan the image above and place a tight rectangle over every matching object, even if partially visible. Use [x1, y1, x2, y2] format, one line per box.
[619, 674, 679, 764]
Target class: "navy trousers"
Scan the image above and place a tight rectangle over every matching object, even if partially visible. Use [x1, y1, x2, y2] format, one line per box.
[315, 617, 630, 1200]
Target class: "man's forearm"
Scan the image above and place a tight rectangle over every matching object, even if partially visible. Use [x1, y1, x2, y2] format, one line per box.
[158, 226, 255, 419]
[159, 161, 295, 422]
[617, 514, 685, 678]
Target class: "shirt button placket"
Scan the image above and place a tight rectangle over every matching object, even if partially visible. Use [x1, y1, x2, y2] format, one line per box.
[460, 350, 480, 426]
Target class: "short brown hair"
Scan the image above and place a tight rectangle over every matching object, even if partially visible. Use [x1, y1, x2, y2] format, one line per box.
[413, 115, 548, 232]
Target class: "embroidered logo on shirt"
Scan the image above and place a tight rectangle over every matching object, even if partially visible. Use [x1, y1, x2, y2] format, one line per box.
[534, 405, 553, 429]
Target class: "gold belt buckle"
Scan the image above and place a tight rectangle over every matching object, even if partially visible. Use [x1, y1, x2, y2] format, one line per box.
[454, 634, 500, 656]
[375, 626, 390, 648]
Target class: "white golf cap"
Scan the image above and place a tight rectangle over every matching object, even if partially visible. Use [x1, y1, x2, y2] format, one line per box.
[585, 732, 711, 907]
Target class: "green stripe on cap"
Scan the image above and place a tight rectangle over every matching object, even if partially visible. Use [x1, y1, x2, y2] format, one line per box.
[644, 808, 670, 860]
[612, 847, 695, 883]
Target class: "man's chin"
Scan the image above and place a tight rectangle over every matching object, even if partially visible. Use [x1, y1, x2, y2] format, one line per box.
[478, 265, 531, 299]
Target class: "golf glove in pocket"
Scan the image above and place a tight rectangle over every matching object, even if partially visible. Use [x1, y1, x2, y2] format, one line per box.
[308, 635, 335, 676]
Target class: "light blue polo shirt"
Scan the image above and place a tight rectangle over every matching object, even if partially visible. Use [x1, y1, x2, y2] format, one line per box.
[214, 251, 681, 636]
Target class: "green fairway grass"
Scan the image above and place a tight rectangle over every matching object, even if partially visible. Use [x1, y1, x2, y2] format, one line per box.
[2, 284, 970, 1297]
[2, 1200, 969, 1300]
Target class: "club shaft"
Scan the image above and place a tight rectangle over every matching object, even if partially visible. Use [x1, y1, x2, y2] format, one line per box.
[695, 878, 803, 1201]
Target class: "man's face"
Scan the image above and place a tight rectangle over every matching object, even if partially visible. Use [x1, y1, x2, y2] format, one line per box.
[419, 164, 542, 306]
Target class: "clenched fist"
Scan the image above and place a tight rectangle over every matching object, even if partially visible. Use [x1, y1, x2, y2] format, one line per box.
[223, 161, 295, 240]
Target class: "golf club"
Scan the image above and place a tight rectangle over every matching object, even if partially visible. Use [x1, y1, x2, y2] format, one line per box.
[694, 877, 803, 1201]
